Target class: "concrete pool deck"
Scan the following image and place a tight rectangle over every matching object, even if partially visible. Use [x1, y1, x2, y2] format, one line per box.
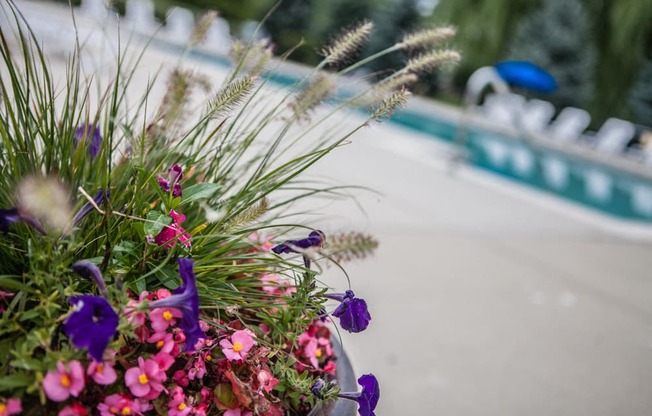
[8, 1, 652, 415]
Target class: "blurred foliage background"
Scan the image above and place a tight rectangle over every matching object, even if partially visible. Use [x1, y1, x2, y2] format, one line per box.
[67, 0, 652, 128]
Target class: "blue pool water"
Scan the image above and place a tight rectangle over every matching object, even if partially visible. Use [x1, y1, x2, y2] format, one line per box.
[183, 44, 652, 223]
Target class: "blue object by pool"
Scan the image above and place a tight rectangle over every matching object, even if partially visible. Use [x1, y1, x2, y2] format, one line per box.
[494, 61, 557, 93]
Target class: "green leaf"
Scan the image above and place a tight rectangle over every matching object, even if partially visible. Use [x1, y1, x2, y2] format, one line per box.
[0, 372, 32, 391]
[143, 210, 172, 236]
[181, 183, 221, 204]
[155, 267, 181, 290]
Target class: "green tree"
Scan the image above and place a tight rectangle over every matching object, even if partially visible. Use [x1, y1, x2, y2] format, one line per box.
[629, 60, 652, 127]
[505, 0, 597, 110]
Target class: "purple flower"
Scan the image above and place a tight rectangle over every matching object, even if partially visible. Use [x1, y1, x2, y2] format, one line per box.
[72, 189, 107, 225]
[272, 230, 325, 254]
[0, 207, 45, 235]
[64, 295, 119, 362]
[272, 230, 325, 269]
[148, 258, 205, 351]
[311, 379, 326, 399]
[158, 165, 183, 197]
[71, 260, 108, 299]
[74, 124, 103, 159]
[337, 374, 380, 416]
[325, 290, 371, 333]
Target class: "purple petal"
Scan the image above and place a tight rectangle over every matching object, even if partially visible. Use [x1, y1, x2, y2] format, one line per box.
[331, 291, 371, 333]
[337, 373, 380, 416]
[74, 124, 103, 159]
[149, 258, 205, 351]
[72, 189, 107, 225]
[0, 207, 45, 235]
[64, 295, 119, 362]
[71, 260, 108, 298]
[272, 230, 325, 254]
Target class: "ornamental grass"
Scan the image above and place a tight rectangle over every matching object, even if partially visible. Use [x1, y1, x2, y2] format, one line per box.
[0, 2, 457, 415]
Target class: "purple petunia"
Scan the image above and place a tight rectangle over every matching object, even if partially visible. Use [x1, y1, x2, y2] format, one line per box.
[148, 258, 205, 351]
[72, 189, 107, 226]
[272, 230, 324, 254]
[71, 260, 108, 299]
[0, 207, 45, 235]
[272, 230, 325, 269]
[74, 124, 103, 160]
[325, 290, 371, 333]
[158, 164, 183, 197]
[337, 374, 380, 416]
[64, 295, 119, 362]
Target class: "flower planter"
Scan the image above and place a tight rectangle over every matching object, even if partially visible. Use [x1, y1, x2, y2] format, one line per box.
[307, 337, 358, 416]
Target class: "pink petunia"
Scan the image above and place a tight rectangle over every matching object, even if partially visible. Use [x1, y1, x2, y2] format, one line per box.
[0, 398, 22, 416]
[87, 360, 118, 385]
[220, 330, 255, 361]
[43, 361, 85, 402]
[124, 357, 167, 399]
[97, 394, 142, 416]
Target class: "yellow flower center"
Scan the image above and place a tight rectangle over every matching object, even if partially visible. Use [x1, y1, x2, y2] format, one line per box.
[121, 407, 132, 415]
[178, 403, 187, 411]
[96, 364, 104, 374]
[232, 342, 243, 352]
[205, 355, 212, 361]
[0, 404, 6, 413]
[163, 310, 173, 321]
[60, 374, 71, 387]
[138, 374, 149, 384]
[156, 340, 165, 348]
[315, 348, 322, 358]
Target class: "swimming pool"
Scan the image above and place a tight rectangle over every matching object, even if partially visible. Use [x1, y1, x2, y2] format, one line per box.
[184, 44, 652, 224]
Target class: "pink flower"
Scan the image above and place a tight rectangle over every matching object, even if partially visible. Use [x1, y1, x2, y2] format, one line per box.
[167, 387, 192, 416]
[43, 361, 85, 402]
[124, 357, 167, 399]
[147, 331, 175, 354]
[173, 370, 189, 387]
[154, 210, 191, 248]
[87, 360, 117, 385]
[97, 394, 141, 416]
[152, 351, 175, 372]
[58, 403, 88, 416]
[149, 307, 182, 333]
[220, 330, 255, 361]
[0, 398, 22, 416]
[257, 368, 279, 393]
[188, 351, 209, 380]
[224, 408, 253, 416]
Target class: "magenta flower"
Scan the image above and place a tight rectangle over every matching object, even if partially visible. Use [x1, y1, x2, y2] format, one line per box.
[42, 361, 86, 402]
[223, 408, 253, 416]
[71, 260, 108, 299]
[220, 330, 255, 361]
[97, 394, 141, 416]
[0, 398, 22, 415]
[124, 357, 167, 399]
[325, 290, 371, 333]
[154, 210, 192, 248]
[74, 123, 103, 159]
[64, 295, 119, 362]
[337, 374, 380, 416]
[148, 258, 205, 351]
[158, 164, 183, 197]
[87, 360, 117, 385]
